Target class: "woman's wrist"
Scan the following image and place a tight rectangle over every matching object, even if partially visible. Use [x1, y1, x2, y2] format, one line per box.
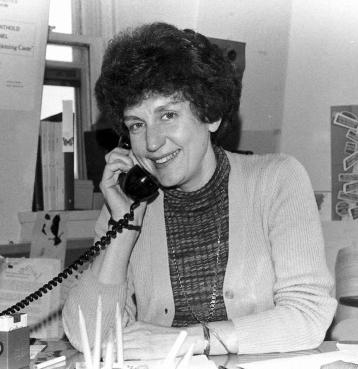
[108, 217, 142, 232]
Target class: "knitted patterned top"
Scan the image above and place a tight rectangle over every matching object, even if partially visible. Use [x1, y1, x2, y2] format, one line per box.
[164, 145, 229, 326]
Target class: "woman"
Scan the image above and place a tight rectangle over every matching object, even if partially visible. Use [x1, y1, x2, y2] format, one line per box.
[62, 22, 337, 359]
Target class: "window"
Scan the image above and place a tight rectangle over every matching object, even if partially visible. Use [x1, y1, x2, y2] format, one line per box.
[41, 0, 101, 180]
[46, 0, 73, 61]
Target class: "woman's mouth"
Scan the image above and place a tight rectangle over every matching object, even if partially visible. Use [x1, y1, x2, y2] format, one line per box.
[153, 149, 180, 167]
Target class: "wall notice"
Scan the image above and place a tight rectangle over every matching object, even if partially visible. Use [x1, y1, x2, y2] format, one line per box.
[0, 0, 47, 111]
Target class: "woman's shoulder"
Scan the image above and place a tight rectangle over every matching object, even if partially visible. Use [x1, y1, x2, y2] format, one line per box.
[225, 150, 304, 176]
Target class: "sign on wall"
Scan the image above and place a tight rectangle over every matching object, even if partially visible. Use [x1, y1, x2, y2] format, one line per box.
[0, 0, 48, 111]
[331, 105, 358, 220]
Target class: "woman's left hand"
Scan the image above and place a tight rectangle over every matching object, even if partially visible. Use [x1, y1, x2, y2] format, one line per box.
[123, 321, 201, 360]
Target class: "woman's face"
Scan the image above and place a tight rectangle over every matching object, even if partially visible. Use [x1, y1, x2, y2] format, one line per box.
[123, 93, 221, 192]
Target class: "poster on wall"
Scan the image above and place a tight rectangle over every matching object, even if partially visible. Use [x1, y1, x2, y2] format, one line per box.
[331, 105, 358, 220]
[0, 0, 49, 111]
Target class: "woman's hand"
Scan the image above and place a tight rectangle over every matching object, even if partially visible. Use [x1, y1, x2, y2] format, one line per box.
[99, 147, 146, 222]
[123, 321, 202, 360]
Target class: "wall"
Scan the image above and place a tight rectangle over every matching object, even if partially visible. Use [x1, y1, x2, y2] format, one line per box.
[113, 0, 200, 34]
[280, 0, 358, 191]
[196, 0, 291, 134]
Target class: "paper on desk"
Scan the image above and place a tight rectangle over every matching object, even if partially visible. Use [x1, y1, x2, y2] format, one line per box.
[0, 257, 61, 339]
[76, 355, 217, 369]
[239, 351, 358, 369]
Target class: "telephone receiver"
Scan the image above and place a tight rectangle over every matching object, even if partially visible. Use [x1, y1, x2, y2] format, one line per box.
[117, 165, 159, 202]
[116, 135, 159, 202]
[0, 136, 159, 317]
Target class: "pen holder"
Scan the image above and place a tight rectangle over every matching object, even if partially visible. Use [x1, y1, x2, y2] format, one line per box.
[0, 314, 29, 369]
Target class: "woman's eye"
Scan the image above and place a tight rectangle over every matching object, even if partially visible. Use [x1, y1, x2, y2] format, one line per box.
[128, 122, 144, 132]
[162, 112, 177, 120]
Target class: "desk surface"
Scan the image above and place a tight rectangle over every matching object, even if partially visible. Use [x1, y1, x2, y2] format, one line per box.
[31, 340, 337, 369]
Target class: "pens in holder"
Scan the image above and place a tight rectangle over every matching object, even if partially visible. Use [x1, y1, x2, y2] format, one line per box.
[161, 330, 188, 369]
[115, 302, 124, 368]
[78, 305, 93, 369]
[177, 342, 195, 369]
[104, 329, 114, 369]
[93, 296, 102, 369]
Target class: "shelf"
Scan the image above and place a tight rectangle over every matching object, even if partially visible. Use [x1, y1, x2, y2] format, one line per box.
[0, 238, 94, 267]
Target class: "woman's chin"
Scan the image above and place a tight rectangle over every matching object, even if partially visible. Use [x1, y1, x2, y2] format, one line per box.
[157, 176, 181, 190]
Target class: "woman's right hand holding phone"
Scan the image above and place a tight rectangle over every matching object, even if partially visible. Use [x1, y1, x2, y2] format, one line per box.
[94, 146, 148, 284]
[100, 146, 147, 224]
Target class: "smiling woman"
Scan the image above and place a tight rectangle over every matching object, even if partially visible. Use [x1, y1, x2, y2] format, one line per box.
[123, 95, 220, 191]
[62, 22, 336, 360]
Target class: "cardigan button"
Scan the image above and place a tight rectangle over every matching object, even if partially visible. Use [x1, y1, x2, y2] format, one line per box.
[224, 289, 234, 299]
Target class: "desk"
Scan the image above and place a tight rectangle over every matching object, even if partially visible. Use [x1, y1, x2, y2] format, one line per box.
[211, 341, 337, 368]
[32, 340, 337, 369]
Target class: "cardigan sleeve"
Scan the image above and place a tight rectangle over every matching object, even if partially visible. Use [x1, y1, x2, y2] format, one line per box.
[62, 205, 137, 352]
[233, 155, 337, 353]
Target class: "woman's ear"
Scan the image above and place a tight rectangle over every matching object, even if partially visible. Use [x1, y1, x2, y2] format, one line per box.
[208, 118, 222, 133]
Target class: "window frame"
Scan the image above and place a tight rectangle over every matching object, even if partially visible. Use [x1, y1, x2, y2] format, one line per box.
[46, 31, 103, 178]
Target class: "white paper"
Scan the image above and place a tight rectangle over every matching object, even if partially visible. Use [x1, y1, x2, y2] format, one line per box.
[0, 257, 61, 339]
[239, 351, 358, 369]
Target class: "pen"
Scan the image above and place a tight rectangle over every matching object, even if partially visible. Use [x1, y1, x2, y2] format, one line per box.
[34, 355, 66, 369]
[78, 306, 93, 369]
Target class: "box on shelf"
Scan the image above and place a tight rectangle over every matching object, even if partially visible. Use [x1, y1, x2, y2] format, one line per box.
[74, 179, 94, 210]
[92, 192, 104, 210]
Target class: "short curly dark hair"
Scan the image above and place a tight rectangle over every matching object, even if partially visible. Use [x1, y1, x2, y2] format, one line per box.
[95, 22, 241, 144]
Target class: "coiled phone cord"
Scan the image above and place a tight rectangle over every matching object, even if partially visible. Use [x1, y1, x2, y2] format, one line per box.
[0, 201, 140, 316]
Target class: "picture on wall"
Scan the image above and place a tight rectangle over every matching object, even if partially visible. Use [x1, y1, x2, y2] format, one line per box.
[331, 105, 358, 220]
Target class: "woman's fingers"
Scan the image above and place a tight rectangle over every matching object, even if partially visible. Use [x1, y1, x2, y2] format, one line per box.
[104, 147, 130, 163]
[100, 148, 134, 188]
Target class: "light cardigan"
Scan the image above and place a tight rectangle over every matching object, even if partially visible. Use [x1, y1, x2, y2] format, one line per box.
[62, 151, 337, 354]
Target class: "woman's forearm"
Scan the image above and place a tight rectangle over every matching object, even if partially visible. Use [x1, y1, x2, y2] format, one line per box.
[91, 227, 141, 284]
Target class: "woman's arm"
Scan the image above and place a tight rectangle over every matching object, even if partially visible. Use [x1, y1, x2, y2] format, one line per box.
[231, 156, 337, 354]
[62, 205, 139, 351]
[62, 147, 146, 351]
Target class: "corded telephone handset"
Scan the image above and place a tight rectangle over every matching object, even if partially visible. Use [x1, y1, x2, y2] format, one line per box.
[0, 139, 159, 316]
[116, 134, 159, 202]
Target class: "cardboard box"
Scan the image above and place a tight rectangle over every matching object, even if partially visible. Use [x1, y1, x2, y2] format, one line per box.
[0, 315, 29, 369]
[74, 180, 94, 210]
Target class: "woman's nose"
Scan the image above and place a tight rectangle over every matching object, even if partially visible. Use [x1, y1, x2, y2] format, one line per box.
[146, 125, 165, 152]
